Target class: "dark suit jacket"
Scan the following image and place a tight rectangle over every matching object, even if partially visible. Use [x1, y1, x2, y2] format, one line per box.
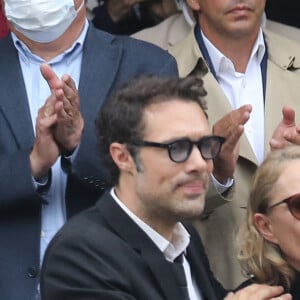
[41, 191, 227, 300]
[0, 24, 177, 300]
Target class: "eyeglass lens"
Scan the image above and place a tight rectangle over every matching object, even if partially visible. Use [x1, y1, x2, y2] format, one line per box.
[288, 195, 300, 219]
[169, 137, 222, 162]
[201, 138, 221, 159]
[169, 140, 191, 162]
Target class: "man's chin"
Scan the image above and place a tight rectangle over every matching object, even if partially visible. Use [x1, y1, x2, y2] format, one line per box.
[177, 199, 206, 220]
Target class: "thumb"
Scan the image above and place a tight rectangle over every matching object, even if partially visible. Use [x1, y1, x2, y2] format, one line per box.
[40, 63, 60, 91]
[282, 106, 296, 126]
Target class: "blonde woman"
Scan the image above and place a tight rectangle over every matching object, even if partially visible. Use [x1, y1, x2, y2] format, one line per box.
[237, 145, 300, 297]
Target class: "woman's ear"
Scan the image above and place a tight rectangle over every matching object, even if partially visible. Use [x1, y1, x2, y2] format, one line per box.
[109, 142, 135, 173]
[254, 213, 278, 244]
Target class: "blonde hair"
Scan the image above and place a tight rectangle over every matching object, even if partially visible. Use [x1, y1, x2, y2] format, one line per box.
[237, 146, 300, 289]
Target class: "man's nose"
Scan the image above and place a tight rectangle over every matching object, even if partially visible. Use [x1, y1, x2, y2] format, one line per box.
[185, 144, 212, 171]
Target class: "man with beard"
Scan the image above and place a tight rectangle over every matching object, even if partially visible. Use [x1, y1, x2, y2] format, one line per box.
[166, 0, 300, 289]
[41, 75, 292, 300]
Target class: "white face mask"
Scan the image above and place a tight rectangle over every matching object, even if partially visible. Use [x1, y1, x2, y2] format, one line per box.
[4, 0, 84, 43]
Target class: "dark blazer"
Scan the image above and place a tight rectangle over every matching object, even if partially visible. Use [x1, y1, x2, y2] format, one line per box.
[41, 191, 227, 300]
[0, 24, 177, 300]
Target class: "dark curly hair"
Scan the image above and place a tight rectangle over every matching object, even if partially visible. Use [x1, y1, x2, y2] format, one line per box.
[96, 75, 208, 185]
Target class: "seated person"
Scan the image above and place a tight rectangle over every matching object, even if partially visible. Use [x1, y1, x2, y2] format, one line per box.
[41, 75, 291, 300]
[237, 145, 300, 298]
[91, 0, 180, 35]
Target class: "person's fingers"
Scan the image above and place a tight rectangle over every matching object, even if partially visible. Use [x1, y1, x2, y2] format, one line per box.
[227, 284, 287, 299]
[59, 75, 80, 113]
[62, 74, 77, 93]
[214, 105, 251, 150]
[41, 93, 63, 117]
[38, 113, 58, 129]
[40, 63, 62, 91]
[281, 105, 295, 125]
[269, 138, 284, 151]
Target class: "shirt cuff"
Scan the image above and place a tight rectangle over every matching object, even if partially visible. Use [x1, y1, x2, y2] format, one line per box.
[32, 169, 52, 197]
[211, 174, 234, 195]
[61, 145, 79, 173]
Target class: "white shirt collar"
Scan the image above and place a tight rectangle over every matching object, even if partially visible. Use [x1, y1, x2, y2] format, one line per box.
[11, 19, 89, 64]
[110, 188, 190, 262]
[202, 27, 265, 75]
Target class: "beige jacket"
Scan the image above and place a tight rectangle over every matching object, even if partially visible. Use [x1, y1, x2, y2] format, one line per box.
[132, 13, 190, 50]
[169, 28, 300, 288]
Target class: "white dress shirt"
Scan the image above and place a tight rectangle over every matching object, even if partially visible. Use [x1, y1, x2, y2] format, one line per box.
[203, 29, 266, 164]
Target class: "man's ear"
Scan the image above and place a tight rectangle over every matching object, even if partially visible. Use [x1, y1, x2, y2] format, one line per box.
[109, 142, 135, 173]
[186, 0, 201, 11]
[254, 213, 278, 244]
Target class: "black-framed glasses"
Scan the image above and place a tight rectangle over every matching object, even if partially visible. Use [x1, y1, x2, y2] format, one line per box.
[267, 193, 300, 220]
[128, 135, 225, 163]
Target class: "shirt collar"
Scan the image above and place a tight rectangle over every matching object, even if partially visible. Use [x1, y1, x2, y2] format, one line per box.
[110, 188, 190, 262]
[202, 27, 265, 74]
[249, 28, 265, 63]
[11, 19, 89, 65]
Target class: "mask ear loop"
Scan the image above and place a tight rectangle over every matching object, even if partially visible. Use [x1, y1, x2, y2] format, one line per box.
[182, 2, 195, 27]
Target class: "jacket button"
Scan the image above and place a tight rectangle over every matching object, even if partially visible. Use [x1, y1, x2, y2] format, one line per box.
[27, 267, 38, 278]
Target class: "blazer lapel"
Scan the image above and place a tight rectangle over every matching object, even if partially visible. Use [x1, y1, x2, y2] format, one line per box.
[79, 25, 123, 121]
[0, 36, 34, 149]
[98, 192, 189, 300]
[264, 64, 287, 153]
[263, 29, 300, 155]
